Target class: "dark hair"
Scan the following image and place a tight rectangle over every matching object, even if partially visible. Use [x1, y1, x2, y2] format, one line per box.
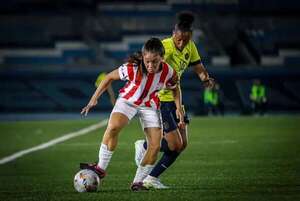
[127, 38, 164, 74]
[142, 37, 165, 57]
[127, 51, 142, 66]
[175, 11, 195, 32]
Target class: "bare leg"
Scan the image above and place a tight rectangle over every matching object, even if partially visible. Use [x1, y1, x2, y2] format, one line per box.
[102, 112, 129, 151]
[164, 129, 183, 152]
[178, 124, 188, 151]
[97, 112, 129, 170]
[133, 127, 162, 184]
[140, 127, 162, 165]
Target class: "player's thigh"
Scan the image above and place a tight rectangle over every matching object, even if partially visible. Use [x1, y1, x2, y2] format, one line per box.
[169, 103, 189, 148]
[160, 102, 178, 134]
[138, 107, 162, 148]
[107, 112, 129, 130]
[102, 112, 129, 144]
[107, 98, 137, 131]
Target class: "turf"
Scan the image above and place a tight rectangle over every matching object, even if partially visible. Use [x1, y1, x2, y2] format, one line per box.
[0, 116, 299, 201]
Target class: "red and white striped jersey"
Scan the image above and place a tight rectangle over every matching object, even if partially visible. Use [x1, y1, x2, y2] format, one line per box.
[118, 62, 177, 109]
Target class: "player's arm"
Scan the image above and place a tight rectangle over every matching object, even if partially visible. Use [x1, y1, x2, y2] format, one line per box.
[81, 69, 120, 116]
[190, 41, 215, 88]
[193, 62, 215, 89]
[168, 72, 185, 128]
[172, 85, 185, 129]
[107, 85, 116, 105]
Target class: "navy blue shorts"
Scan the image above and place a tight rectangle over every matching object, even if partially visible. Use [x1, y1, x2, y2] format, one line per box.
[160, 101, 190, 133]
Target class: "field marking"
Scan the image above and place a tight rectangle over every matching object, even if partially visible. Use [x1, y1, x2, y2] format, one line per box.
[0, 119, 108, 165]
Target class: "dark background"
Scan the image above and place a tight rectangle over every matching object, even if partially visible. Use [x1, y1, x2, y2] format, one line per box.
[1, 0, 300, 115]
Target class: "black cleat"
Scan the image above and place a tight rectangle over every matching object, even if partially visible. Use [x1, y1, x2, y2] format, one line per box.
[79, 162, 106, 179]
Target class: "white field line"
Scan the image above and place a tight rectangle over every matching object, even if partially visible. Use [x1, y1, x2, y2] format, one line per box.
[0, 119, 108, 165]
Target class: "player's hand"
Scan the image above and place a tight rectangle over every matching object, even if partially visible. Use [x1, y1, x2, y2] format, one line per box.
[111, 97, 116, 106]
[203, 77, 215, 89]
[176, 108, 185, 129]
[81, 99, 98, 116]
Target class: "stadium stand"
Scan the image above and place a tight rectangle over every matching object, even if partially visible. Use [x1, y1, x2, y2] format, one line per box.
[1, 0, 300, 114]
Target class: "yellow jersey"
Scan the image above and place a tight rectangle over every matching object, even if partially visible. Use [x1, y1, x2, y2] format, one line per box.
[158, 37, 201, 101]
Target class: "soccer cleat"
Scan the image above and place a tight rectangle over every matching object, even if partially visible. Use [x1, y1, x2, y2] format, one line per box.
[134, 140, 146, 166]
[79, 162, 106, 179]
[130, 182, 149, 191]
[143, 175, 170, 189]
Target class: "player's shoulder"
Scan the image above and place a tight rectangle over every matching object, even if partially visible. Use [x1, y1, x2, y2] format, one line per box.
[162, 37, 172, 43]
[184, 40, 200, 57]
[186, 40, 197, 50]
[162, 37, 173, 49]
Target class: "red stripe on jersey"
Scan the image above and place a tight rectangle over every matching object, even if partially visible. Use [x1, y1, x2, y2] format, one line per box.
[144, 90, 160, 109]
[127, 63, 134, 81]
[123, 65, 143, 99]
[135, 65, 143, 84]
[134, 73, 155, 105]
[159, 63, 169, 83]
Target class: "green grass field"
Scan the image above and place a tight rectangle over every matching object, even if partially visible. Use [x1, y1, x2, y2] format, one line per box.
[0, 116, 299, 201]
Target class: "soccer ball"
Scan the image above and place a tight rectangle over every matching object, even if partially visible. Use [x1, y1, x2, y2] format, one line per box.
[74, 169, 100, 192]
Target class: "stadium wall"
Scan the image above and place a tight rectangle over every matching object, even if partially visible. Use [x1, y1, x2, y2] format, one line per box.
[1, 66, 300, 114]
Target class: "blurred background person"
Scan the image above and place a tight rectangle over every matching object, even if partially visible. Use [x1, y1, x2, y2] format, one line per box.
[203, 82, 224, 116]
[250, 79, 267, 115]
[95, 72, 116, 106]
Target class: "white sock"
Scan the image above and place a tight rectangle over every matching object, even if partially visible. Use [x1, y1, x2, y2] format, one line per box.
[97, 143, 113, 170]
[133, 164, 154, 183]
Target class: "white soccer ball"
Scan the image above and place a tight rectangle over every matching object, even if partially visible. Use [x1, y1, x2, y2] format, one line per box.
[74, 169, 100, 192]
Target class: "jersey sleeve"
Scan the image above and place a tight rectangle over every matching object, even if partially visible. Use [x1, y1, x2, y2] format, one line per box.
[118, 64, 128, 81]
[189, 41, 201, 66]
[118, 63, 135, 81]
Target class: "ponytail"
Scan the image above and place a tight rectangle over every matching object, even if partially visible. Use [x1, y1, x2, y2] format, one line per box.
[175, 11, 195, 32]
[127, 51, 142, 66]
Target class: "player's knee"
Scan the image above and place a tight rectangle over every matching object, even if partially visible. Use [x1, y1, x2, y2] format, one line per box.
[165, 131, 183, 152]
[106, 124, 122, 136]
[148, 143, 160, 154]
[144, 144, 160, 164]
[168, 140, 183, 152]
[176, 142, 184, 152]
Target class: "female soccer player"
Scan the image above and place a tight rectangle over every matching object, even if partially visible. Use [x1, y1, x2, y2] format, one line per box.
[134, 12, 215, 189]
[80, 38, 184, 191]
